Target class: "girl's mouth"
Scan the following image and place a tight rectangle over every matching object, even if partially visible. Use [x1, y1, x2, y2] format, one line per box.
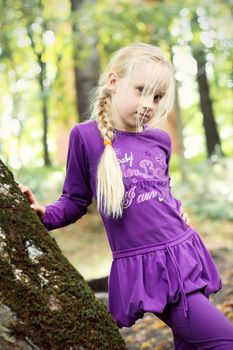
[139, 113, 149, 121]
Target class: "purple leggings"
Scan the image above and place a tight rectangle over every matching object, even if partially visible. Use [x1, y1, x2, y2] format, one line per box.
[154, 291, 233, 349]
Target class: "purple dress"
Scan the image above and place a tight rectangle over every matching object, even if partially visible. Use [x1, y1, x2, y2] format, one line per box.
[42, 120, 222, 328]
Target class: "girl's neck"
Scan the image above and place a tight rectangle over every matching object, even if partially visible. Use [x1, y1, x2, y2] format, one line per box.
[114, 125, 144, 133]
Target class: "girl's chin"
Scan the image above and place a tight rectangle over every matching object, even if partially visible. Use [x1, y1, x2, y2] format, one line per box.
[139, 114, 150, 123]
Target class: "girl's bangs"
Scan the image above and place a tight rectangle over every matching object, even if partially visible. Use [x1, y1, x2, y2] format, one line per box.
[144, 62, 171, 97]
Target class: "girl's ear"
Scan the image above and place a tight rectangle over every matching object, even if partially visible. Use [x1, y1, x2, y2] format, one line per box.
[107, 72, 118, 93]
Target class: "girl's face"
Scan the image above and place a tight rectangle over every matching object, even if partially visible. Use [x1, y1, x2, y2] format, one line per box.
[109, 61, 165, 132]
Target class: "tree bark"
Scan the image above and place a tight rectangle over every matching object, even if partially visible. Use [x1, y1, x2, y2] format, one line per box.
[0, 159, 127, 350]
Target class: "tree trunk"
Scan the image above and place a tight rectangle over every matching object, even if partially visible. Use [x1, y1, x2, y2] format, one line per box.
[192, 49, 224, 158]
[38, 59, 51, 167]
[26, 25, 51, 167]
[191, 13, 224, 158]
[0, 159, 127, 350]
[76, 50, 100, 121]
[70, 0, 100, 121]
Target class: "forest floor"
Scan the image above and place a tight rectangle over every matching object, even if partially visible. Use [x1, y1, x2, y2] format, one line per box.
[51, 206, 233, 350]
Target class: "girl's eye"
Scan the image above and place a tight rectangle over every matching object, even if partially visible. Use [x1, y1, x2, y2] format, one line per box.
[136, 87, 164, 102]
[136, 86, 144, 93]
[154, 94, 163, 102]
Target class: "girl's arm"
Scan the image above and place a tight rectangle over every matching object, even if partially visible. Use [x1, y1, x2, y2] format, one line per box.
[19, 126, 93, 231]
[41, 126, 93, 231]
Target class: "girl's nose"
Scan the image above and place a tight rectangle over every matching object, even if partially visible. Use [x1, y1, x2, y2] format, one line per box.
[141, 95, 154, 110]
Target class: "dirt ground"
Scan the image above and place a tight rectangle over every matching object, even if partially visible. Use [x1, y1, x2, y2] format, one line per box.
[51, 210, 233, 350]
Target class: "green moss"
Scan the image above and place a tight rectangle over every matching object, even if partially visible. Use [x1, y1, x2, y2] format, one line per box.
[0, 160, 127, 350]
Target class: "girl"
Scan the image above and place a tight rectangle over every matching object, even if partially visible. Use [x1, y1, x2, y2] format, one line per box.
[20, 43, 233, 349]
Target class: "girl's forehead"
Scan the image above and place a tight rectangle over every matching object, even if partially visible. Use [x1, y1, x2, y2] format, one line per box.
[131, 61, 156, 79]
[130, 61, 170, 91]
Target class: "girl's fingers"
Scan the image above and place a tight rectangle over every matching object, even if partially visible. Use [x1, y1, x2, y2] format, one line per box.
[18, 183, 45, 219]
[181, 212, 191, 226]
[18, 183, 31, 194]
[18, 183, 37, 205]
[30, 204, 45, 219]
[180, 206, 191, 225]
[18, 183, 29, 193]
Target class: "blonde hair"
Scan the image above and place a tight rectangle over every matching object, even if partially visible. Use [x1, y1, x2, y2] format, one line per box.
[90, 42, 175, 219]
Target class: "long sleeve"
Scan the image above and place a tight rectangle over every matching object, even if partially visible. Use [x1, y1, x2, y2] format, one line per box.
[41, 126, 93, 231]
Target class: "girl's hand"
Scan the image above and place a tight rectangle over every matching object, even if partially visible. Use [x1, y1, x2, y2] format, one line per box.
[180, 206, 191, 226]
[18, 183, 45, 220]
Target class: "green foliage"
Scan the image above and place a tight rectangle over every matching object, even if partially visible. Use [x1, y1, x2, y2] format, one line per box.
[175, 156, 233, 221]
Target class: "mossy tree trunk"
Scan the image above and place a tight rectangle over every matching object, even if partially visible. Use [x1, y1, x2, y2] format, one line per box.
[0, 159, 127, 350]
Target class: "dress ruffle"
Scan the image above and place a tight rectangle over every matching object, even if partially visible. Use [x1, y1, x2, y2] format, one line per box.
[108, 228, 222, 328]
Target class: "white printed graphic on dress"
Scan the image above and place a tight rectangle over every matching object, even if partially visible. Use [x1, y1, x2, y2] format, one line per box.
[121, 159, 166, 180]
[122, 187, 165, 209]
[118, 150, 168, 209]
[118, 152, 134, 167]
[122, 186, 136, 209]
[137, 190, 164, 204]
